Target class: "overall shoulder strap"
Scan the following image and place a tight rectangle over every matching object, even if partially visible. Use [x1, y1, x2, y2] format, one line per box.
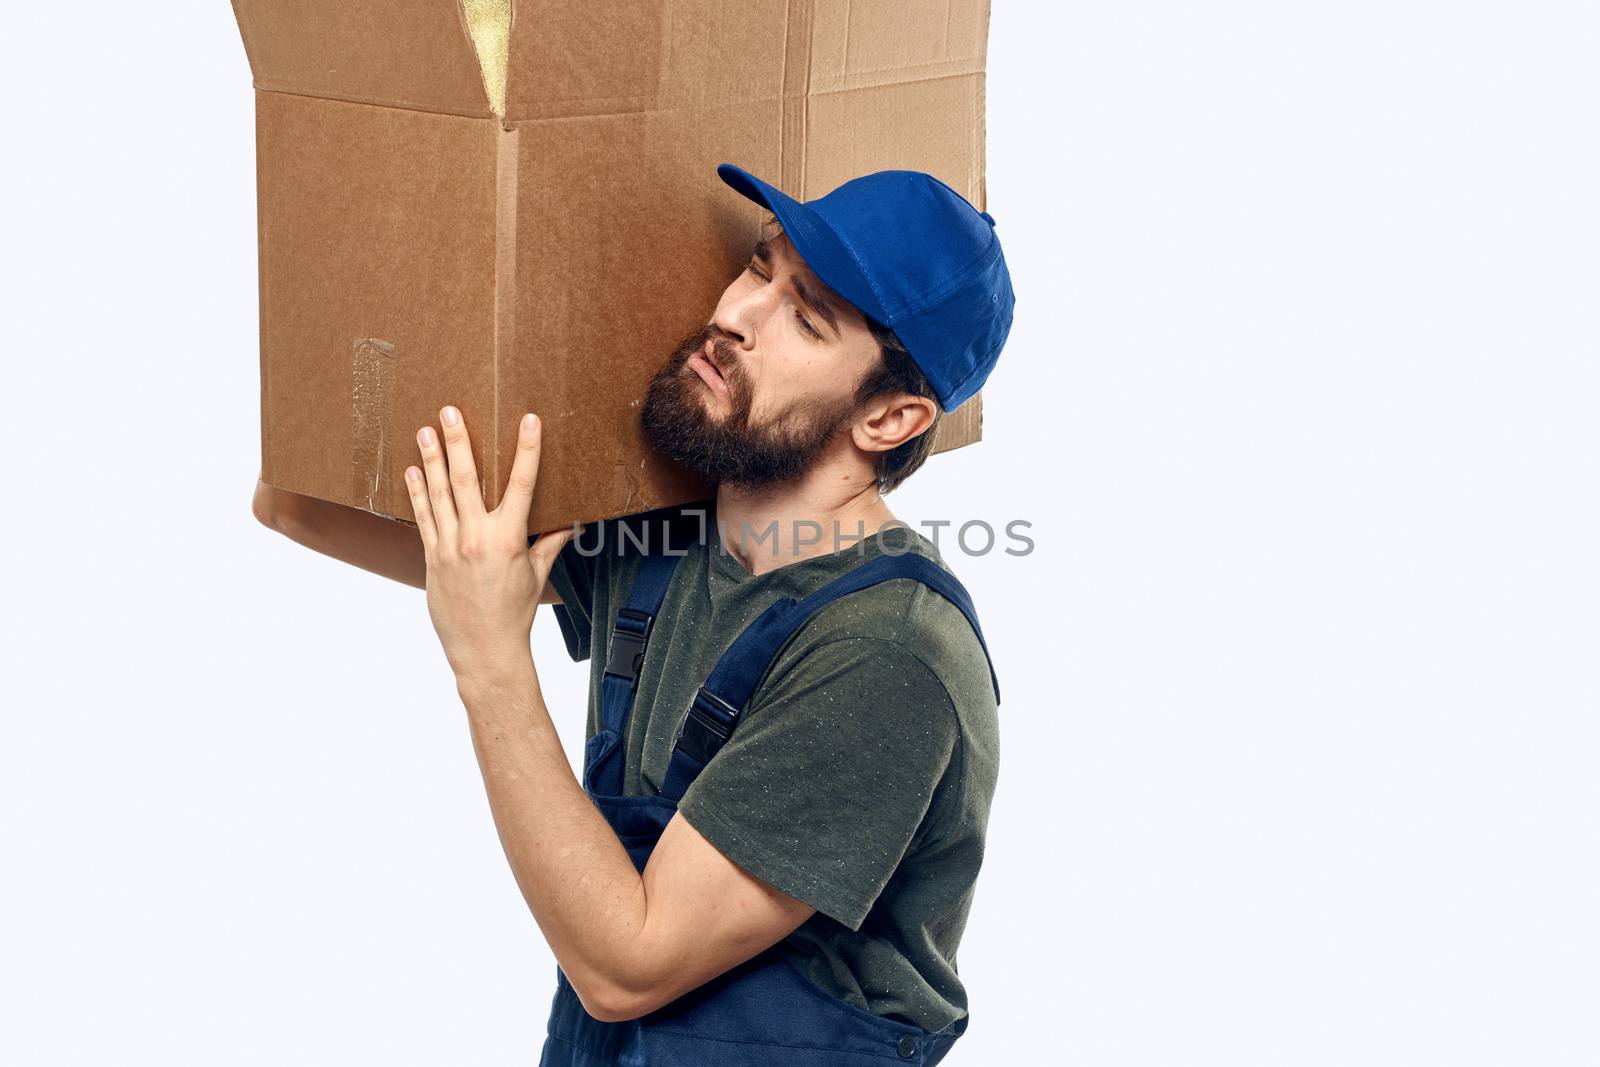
[657, 552, 1000, 803]
[598, 548, 687, 738]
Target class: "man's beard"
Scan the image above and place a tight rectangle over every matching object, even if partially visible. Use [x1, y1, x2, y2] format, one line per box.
[640, 323, 863, 490]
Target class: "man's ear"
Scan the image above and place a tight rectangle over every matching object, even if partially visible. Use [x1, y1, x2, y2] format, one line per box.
[852, 393, 938, 455]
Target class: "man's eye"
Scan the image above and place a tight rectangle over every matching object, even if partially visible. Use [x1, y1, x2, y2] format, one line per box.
[794, 309, 823, 339]
[746, 263, 769, 281]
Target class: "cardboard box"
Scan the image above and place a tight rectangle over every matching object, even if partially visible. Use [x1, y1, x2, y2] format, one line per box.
[232, 0, 990, 533]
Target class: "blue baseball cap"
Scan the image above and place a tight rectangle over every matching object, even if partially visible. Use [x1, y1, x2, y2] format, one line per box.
[717, 163, 1014, 412]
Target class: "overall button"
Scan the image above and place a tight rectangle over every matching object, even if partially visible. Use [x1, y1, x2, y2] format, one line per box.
[896, 1034, 918, 1058]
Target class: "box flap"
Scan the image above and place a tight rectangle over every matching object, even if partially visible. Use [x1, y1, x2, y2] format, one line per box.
[502, 1, 793, 122]
[232, 0, 493, 117]
[253, 94, 499, 517]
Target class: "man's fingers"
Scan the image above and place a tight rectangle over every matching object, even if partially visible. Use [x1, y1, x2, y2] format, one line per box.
[528, 526, 575, 580]
[498, 413, 543, 527]
[404, 465, 438, 550]
[416, 423, 458, 545]
[438, 405, 486, 520]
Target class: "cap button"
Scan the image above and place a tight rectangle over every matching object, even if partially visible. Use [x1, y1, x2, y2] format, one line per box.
[979, 211, 996, 227]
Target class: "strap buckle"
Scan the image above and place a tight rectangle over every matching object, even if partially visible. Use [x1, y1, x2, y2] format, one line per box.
[603, 608, 655, 682]
[676, 687, 743, 766]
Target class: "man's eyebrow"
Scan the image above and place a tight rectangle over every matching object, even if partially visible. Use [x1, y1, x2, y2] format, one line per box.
[749, 236, 841, 336]
[790, 274, 841, 335]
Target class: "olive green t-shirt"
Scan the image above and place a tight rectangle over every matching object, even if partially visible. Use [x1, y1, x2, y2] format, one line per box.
[544, 501, 1000, 1034]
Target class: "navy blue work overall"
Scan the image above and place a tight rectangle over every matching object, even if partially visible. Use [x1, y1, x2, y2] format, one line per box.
[538, 543, 1001, 1067]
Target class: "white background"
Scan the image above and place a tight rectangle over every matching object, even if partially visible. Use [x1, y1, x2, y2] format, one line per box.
[3, 3, 1596, 1064]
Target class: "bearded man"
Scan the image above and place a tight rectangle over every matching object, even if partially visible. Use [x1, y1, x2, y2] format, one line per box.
[253, 163, 1014, 1066]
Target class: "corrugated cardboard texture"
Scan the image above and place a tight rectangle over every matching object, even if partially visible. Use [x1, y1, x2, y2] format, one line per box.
[236, 0, 991, 534]
[253, 92, 498, 520]
[232, 0, 492, 117]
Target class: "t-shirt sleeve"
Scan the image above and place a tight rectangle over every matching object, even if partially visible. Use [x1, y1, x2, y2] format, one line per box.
[540, 526, 604, 663]
[675, 636, 960, 931]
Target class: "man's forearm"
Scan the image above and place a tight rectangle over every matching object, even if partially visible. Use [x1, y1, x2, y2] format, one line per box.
[456, 661, 648, 1013]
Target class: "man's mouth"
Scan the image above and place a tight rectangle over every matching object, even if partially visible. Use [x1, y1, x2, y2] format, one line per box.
[686, 338, 733, 402]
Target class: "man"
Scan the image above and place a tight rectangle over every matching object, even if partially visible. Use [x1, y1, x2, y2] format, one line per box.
[252, 164, 1013, 1065]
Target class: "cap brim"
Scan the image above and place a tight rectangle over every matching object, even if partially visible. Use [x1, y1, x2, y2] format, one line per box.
[716, 163, 804, 226]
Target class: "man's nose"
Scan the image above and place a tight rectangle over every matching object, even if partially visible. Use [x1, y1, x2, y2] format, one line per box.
[711, 312, 748, 349]
[716, 287, 774, 350]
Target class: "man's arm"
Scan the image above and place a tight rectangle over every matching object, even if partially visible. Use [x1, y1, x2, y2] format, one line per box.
[251, 479, 560, 603]
[459, 666, 817, 1024]
[399, 408, 813, 1022]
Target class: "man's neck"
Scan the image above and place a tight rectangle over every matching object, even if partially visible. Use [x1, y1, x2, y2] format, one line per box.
[713, 459, 898, 577]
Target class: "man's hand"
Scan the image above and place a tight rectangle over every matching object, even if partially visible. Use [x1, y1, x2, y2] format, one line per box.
[405, 406, 573, 685]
